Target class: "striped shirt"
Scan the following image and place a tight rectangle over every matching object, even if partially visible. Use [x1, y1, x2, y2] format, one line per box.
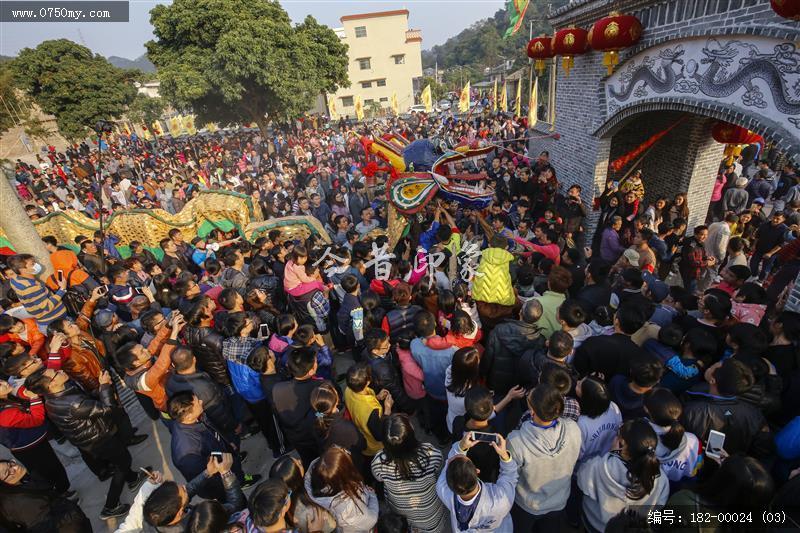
[9, 276, 67, 327]
[371, 442, 448, 533]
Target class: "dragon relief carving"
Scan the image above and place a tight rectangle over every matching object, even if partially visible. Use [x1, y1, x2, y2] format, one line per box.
[608, 39, 800, 126]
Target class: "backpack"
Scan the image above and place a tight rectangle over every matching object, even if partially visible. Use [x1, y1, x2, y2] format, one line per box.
[60, 269, 89, 317]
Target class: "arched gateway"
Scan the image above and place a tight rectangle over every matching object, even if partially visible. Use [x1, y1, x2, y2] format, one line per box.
[529, 0, 800, 231]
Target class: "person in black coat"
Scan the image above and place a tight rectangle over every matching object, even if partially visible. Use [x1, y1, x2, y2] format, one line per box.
[25, 368, 146, 519]
[681, 359, 774, 460]
[572, 303, 648, 380]
[362, 329, 414, 415]
[576, 261, 613, 321]
[0, 460, 91, 533]
[166, 346, 239, 442]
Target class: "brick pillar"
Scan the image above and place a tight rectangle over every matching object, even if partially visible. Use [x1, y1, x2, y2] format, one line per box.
[682, 118, 726, 231]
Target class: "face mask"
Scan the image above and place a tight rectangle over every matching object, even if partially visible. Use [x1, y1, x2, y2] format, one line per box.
[31, 262, 43, 275]
[503, 175, 511, 182]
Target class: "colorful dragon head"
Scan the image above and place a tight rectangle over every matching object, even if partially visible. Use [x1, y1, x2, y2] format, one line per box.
[362, 134, 495, 215]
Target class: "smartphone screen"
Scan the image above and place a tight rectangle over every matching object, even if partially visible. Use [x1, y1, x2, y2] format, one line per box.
[707, 430, 725, 457]
[135, 287, 144, 295]
[57, 270, 64, 283]
[210, 451, 223, 462]
[258, 324, 270, 339]
[472, 432, 498, 444]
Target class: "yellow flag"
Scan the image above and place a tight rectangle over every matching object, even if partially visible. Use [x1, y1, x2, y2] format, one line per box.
[500, 81, 508, 112]
[183, 115, 196, 135]
[205, 123, 218, 133]
[168, 116, 183, 136]
[528, 78, 538, 128]
[391, 92, 399, 115]
[515, 80, 522, 116]
[421, 85, 432, 112]
[151, 121, 163, 136]
[327, 95, 338, 120]
[492, 80, 498, 112]
[354, 95, 364, 121]
[458, 81, 471, 113]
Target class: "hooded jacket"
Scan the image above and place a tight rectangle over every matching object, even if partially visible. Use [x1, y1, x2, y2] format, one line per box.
[483, 319, 544, 395]
[577, 452, 670, 532]
[436, 442, 518, 532]
[506, 417, 582, 515]
[305, 459, 379, 533]
[184, 325, 231, 387]
[472, 247, 515, 306]
[648, 420, 703, 482]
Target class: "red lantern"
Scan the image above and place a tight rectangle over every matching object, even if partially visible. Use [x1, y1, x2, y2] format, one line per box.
[771, 0, 800, 20]
[588, 12, 643, 75]
[711, 121, 763, 145]
[551, 28, 589, 77]
[527, 36, 554, 76]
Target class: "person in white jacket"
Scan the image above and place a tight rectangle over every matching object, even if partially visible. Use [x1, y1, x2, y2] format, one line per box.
[436, 432, 518, 532]
[506, 383, 582, 531]
[643, 389, 703, 483]
[577, 418, 670, 532]
[305, 446, 379, 533]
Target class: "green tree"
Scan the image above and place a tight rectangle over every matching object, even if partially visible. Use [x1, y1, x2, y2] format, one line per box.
[11, 39, 136, 141]
[422, 1, 567, 76]
[127, 93, 166, 127]
[146, 0, 349, 137]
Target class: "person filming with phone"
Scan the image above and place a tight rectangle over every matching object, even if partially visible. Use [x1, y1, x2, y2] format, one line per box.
[436, 430, 518, 532]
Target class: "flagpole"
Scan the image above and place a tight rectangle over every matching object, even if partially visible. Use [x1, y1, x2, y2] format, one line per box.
[528, 21, 534, 127]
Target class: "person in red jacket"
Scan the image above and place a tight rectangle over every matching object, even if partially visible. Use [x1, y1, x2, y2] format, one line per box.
[0, 379, 70, 495]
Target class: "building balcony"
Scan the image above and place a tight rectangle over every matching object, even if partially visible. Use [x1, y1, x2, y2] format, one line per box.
[405, 29, 422, 43]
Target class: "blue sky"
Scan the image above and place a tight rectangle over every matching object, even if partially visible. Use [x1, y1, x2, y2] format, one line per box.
[0, 1, 504, 58]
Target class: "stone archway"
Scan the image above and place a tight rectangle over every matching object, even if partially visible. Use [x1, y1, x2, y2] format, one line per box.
[596, 110, 725, 231]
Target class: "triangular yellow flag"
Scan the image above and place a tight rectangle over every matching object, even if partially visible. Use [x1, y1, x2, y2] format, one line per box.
[515, 80, 522, 117]
[391, 92, 399, 115]
[354, 95, 364, 121]
[500, 81, 508, 112]
[492, 80, 498, 112]
[327, 95, 338, 120]
[528, 78, 538, 128]
[458, 81, 471, 113]
[421, 85, 432, 113]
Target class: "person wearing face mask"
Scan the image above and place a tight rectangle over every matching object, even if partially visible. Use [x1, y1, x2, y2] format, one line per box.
[7, 254, 67, 329]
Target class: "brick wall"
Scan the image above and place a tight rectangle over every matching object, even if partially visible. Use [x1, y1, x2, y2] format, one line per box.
[535, 0, 798, 237]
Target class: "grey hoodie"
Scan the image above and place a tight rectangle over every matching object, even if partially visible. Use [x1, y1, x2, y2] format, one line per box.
[577, 452, 670, 531]
[305, 459, 379, 532]
[506, 417, 581, 515]
[568, 323, 593, 350]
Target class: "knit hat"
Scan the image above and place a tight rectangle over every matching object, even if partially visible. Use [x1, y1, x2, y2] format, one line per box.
[93, 309, 115, 329]
[623, 248, 640, 265]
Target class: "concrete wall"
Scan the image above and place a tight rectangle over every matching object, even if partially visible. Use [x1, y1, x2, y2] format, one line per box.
[332, 10, 423, 116]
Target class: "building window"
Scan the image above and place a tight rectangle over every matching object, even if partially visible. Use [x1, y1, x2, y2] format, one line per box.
[341, 96, 354, 107]
[358, 58, 371, 70]
[376, 79, 387, 87]
[379, 97, 388, 102]
[393, 54, 405, 65]
[361, 81, 372, 89]
[355, 26, 367, 38]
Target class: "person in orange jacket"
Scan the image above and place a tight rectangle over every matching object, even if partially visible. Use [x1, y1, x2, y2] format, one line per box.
[0, 316, 46, 357]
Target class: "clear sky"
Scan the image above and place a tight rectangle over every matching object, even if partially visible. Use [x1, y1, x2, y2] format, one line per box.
[0, 0, 504, 58]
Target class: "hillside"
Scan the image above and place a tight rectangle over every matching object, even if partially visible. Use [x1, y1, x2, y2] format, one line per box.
[108, 54, 156, 72]
[422, 1, 567, 74]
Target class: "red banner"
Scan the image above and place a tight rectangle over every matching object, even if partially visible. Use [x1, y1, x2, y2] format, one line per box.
[609, 118, 685, 173]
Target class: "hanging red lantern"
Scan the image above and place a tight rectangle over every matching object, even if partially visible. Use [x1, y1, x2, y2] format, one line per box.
[527, 35, 554, 76]
[551, 28, 589, 77]
[588, 12, 643, 75]
[770, 0, 800, 20]
[711, 121, 763, 145]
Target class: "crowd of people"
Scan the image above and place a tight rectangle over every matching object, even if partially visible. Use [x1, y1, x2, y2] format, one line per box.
[1, 109, 799, 532]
